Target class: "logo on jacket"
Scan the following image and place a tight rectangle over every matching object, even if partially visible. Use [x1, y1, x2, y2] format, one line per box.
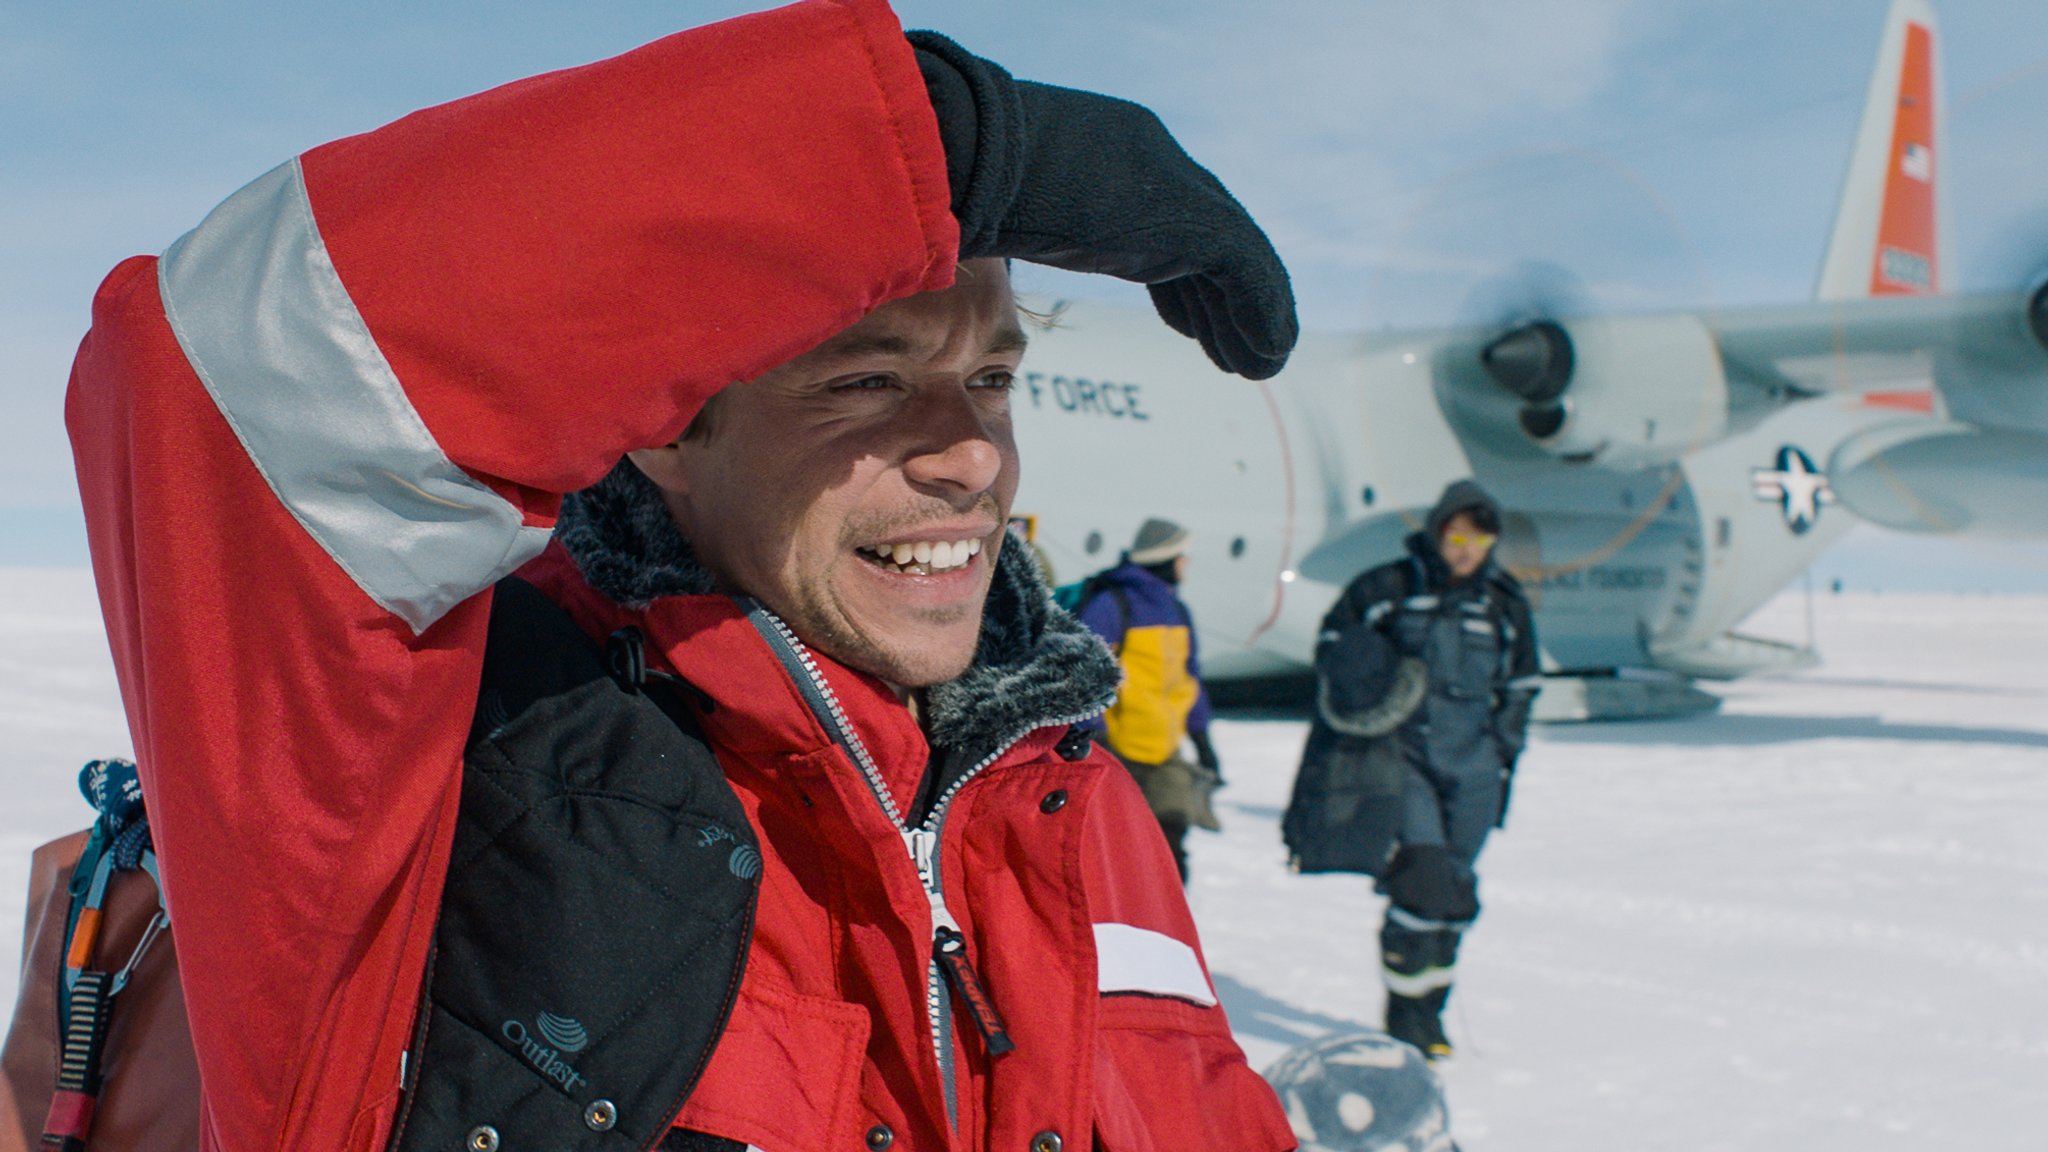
[503, 1012, 590, 1091]
[535, 1011, 589, 1053]
[696, 822, 762, 880]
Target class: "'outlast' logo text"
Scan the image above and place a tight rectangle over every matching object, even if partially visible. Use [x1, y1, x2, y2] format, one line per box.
[503, 1015, 588, 1092]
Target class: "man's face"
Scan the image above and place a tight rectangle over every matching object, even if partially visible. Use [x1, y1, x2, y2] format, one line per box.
[1438, 511, 1497, 581]
[631, 260, 1024, 687]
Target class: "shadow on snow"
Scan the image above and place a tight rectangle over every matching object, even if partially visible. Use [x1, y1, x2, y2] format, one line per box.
[1211, 971, 1374, 1054]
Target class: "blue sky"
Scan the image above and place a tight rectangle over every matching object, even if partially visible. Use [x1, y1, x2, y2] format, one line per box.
[4, 0, 2047, 584]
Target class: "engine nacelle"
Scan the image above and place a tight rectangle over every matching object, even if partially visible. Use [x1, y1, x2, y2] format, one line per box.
[1482, 313, 1729, 469]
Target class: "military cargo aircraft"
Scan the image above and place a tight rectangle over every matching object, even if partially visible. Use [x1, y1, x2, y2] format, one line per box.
[1008, 0, 2048, 719]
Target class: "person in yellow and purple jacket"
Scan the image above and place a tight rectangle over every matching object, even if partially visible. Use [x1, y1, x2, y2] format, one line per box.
[1076, 518, 1223, 882]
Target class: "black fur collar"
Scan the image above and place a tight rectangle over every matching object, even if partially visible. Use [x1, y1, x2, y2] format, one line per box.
[558, 462, 1120, 753]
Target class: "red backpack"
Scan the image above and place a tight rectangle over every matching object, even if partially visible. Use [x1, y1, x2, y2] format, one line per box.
[0, 760, 199, 1152]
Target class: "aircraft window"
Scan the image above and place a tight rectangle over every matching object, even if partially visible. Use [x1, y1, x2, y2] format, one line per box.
[1085, 531, 1103, 555]
[1231, 537, 1247, 558]
[1361, 486, 1376, 507]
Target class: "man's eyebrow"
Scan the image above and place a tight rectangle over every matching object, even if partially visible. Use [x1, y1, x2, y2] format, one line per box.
[986, 323, 1030, 357]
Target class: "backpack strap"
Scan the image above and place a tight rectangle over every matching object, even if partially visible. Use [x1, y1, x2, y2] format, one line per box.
[1077, 571, 1133, 654]
[43, 759, 170, 1152]
[1369, 555, 1431, 632]
[1107, 585, 1133, 654]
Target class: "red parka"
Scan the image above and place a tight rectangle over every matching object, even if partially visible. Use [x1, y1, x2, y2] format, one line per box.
[62, 0, 1293, 1149]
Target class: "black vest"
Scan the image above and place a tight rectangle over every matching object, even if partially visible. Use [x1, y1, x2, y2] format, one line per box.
[388, 577, 759, 1152]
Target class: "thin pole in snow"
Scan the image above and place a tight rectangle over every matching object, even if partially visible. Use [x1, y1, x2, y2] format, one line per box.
[1803, 567, 1817, 654]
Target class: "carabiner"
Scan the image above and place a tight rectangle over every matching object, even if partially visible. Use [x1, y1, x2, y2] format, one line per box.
[107, 909, 169, 997]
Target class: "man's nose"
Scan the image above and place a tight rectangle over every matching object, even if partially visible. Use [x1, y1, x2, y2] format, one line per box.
[901, 385, 1005, 496]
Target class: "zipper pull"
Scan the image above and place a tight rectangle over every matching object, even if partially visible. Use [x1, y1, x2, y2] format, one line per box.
[906, 827, 939, 890]
[933, 926, 1015, 1057]
[907, 828, 963, 935]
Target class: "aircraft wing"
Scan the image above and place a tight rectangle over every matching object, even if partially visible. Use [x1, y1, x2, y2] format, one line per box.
[1713, 289, 2048, 536]
[1715, 289, 2047, 425]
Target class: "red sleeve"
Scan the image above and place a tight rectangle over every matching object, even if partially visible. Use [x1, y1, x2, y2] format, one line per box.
[64, 3, 954, 1149]
[299, 0, 956, 497]
[1079, 761, 1296, 1152]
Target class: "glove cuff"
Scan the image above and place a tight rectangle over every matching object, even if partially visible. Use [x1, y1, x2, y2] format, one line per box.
[907, 30, 1024, 258]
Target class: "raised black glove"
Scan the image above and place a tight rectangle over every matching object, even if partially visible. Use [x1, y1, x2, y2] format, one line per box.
[911, 31, 1297, 380]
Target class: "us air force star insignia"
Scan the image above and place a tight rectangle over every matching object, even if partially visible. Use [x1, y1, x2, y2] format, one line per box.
[1750, 445, 1834, 535]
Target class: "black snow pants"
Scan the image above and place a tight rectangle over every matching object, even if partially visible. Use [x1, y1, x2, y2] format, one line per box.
[1379, 595, 1511, 1021]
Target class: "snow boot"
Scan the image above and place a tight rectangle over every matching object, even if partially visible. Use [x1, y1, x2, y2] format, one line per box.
[1384, 987, 1453, 1062]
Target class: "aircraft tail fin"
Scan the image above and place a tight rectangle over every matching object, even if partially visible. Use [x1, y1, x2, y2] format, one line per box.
[1815, 0, 1947, 301]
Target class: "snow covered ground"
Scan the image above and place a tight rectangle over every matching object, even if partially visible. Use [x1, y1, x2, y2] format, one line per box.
[3, 569, 2045, 1149]
[1199, 591, 2048, 1150]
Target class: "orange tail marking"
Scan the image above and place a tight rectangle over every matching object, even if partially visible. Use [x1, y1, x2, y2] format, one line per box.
[1870, 21, 1938, 295]
[1861, 389, 1936, 414]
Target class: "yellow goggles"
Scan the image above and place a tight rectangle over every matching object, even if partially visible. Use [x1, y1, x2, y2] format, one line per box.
[1444, 531, 1498, 550]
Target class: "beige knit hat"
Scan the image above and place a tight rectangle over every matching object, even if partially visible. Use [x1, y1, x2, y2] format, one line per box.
[1127, 518, 1191, 565]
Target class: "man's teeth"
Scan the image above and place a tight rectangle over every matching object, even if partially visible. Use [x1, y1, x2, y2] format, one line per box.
[866, 537, 983, 573]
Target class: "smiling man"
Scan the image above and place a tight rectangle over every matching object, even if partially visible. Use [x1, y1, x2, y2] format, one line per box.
[626, 262, 1028, 690]
[64, 2, 1297, 1151]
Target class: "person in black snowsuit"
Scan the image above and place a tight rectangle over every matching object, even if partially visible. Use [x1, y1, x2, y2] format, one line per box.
[1283, 480, 1540, 1060]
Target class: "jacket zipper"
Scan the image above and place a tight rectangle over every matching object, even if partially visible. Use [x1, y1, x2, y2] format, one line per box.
[743, 603, 964, 1121]
[741, 599, 1106, 1131]
[885, 715, 1107, 1118]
